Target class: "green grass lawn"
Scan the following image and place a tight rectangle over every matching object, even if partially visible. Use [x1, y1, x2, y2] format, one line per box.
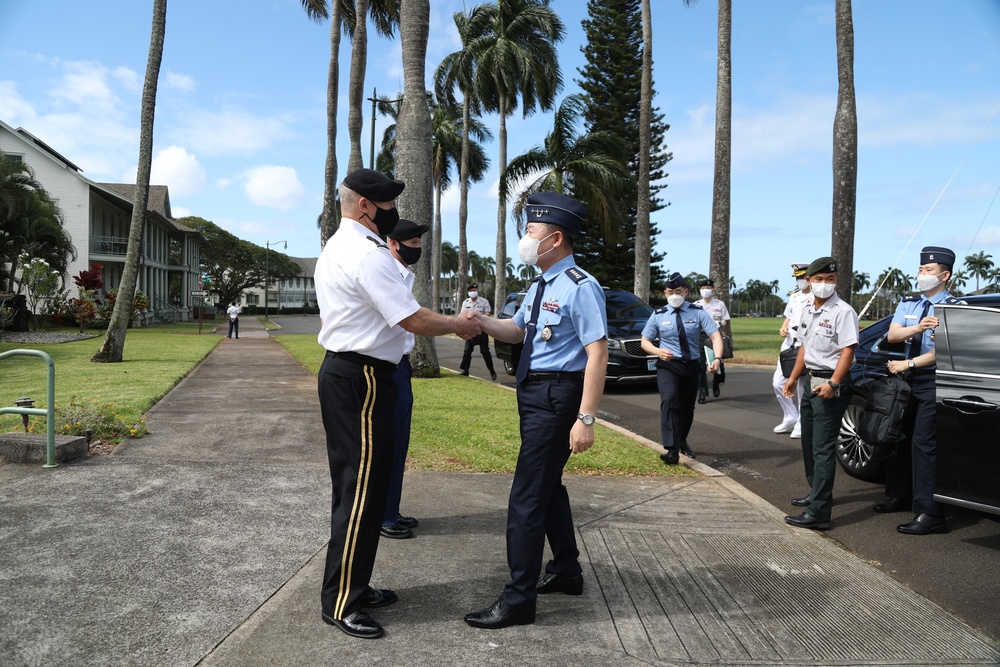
[0, 323, 220, 440]
[727, 317, 876, 365]
[276, 334, 697, 478]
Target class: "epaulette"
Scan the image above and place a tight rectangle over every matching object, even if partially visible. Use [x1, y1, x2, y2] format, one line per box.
[366, 235, 388, 249]
[655, 306, 667, 314]
[564, 266, 588, 284]
[689, 303, 703, 310]
[901, 294, 921, 302]
[943, 296, 966, 305]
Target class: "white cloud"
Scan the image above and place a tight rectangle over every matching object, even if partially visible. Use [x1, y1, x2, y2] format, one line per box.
[243, 165, 305, 211]
[0, 81, 37, 122]
[164, 71, 196, 93]
[150, 145, 206, 196]
[112, 66, 141, 92]
[171, 109, 292, 157]
[50, 61, 123, 116]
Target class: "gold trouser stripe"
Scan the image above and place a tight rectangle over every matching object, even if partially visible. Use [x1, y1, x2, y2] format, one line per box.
[334, 364, 377, 618]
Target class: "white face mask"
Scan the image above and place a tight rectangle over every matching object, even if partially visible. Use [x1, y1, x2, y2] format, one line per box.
[517, 232, 555, 267]
[916, 273, 941, 293]
[796, 278, 809, 291]
[810, 281, 836, 299]
[700, 289, 713, 299]
[666, 294, 686, 309]
[468, 291, 478, 299]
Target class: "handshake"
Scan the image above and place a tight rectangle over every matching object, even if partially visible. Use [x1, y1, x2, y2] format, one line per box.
[454, 309, 486, 340]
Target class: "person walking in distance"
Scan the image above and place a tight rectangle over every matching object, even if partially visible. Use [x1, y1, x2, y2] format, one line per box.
[693, 278, 730, 402]
[463, 192, 608, 629]
[226, 301, 241, 339]
[314, 168, 481, 639]
[782, 257, 858, 530]
[773, 263, 813, 439]
[878, 246, 963, 535]
[459, 283, 498, 381]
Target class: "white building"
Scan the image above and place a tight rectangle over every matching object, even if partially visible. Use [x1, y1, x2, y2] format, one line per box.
[1, 120, 203, 324]
[237, 256, 318, 314]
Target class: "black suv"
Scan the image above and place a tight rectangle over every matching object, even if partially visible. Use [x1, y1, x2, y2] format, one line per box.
[493, 287, 658, 383]
[837, 294, 1000, 498]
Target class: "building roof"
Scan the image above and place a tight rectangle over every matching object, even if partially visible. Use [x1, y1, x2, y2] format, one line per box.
[288, 256, 317, 276]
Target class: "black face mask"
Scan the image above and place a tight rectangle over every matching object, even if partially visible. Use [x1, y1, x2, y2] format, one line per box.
[396, 243, 422, 266]
[367, 204, 399, 236]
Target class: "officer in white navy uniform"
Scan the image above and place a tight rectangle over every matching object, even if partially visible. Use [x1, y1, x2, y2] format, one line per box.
[314, 169, 480, 639]
[463, 192, 608, 629]
[879, 245, 963, 535]
[641, 273, 724, 464]
[773, 263, 813, 438]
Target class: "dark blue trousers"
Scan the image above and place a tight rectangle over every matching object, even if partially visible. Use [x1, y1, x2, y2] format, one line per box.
[657, 360, 701, 450]
[383, 357, 413, 525]
[502, 377, 583, 612]
[885, 373, 941, 515]
[318, 353, 396, 620]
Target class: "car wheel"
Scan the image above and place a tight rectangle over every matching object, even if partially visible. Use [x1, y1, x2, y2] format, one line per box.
[503, 358, 515, 375]
[836, 395, 885, 482]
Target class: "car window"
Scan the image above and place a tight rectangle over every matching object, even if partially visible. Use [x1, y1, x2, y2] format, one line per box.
[605, 290, 654, 320]
[500, 294, 524, 318]
[938, 307, 1000, 375]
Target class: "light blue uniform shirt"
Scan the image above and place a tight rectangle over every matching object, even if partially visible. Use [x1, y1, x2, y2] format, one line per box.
[512, 255, 607, 372]
[642, 302, 718, 359]
[891, 290, 962, 357]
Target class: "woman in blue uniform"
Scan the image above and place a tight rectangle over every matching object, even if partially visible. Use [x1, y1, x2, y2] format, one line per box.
[641, 273, 724, 464]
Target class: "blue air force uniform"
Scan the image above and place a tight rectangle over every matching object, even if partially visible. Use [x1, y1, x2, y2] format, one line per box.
[885, 246, 964, 520]
[642, 281, 718, 453]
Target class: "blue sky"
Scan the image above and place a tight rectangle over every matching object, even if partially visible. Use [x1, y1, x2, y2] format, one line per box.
[2, 0, 999, 297]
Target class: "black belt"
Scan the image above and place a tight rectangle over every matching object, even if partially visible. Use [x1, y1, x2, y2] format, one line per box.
[526, 371, 585, 383]
[326, 350, 397, 374]
[905, 367, 935, 377]
[807, 368, 833, 378]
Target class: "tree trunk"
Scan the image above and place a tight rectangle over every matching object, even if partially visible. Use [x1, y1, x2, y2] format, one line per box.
[457, 94, 471, 308]
[494, 95, 508, 312]
[432, 179, 442, 313]
[709, 0, 732, 314]
[395, 0, 438, 376]
[347, 0, 370, 172]
[634, 0, 652, 302]
[320, 1, 343, 248]
[832, 0, 857, 303]
[92, 0, 166, 363]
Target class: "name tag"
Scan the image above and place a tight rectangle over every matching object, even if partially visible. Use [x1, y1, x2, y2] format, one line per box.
[904, 315, 918, 320]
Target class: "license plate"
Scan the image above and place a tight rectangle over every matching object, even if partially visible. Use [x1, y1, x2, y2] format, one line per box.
[647, 359, 657, 371]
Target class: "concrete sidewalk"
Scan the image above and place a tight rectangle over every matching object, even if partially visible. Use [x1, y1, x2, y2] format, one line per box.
[1, 319, 997, 667]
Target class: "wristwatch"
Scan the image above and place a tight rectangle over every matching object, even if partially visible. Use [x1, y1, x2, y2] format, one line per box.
[577, 413, 596, 426]
[907, 359, 915, 369]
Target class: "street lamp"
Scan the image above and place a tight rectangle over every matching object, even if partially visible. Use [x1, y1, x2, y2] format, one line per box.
[366, 87, 404, 168]
[265, 240, 286, 320]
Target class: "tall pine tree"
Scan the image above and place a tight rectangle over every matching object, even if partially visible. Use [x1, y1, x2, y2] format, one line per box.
[576, 0, 669, 292]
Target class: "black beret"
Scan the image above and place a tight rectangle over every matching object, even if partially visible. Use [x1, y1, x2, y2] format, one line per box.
[468, 283, 478, 289]
[525, 192, 587, 234]
[387, 218, 428, 241]
[806, 256, 838, 275]
[699, 278, 715, 288]
[342, 168, 405, 201]
[920, 246, 955, 268]
[664, 272, 686, 289]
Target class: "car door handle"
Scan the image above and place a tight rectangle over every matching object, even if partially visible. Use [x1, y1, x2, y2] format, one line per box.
[942, 397, 998, 414]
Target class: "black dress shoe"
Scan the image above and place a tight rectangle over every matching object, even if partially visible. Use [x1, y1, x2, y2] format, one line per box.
[897, 513, 947, 535]
[359, 587, 397, 608]
[791, 495, 811, 507]
[322, 610, 384, 639]
[380, 523, 413, 539]
[873, 496, 911, 513]
[680, 447, 697, 459]
[785, 511, 830, 530]
[464, 598, 535, 629]
[713, 386, 721, 398]
[697, 394, 707, 404]
[537, 572, 583, 596]
[459, 370, 469, 376]
[490, 371, 497, 381]
[396, 514, 419, 528]
[660, 449, 679, 465]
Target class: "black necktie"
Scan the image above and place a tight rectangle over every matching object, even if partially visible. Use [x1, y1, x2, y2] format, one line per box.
[516, 277, 546, 384]
[908, 299, 932, 359]
[675, 307, 690, 361]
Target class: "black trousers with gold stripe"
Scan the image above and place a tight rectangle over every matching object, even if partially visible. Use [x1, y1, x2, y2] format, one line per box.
[318, 352, 397, 620]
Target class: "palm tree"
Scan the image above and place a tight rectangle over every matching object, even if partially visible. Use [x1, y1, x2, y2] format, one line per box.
[93, 0, 166, 363]
[709, 0, 733, 313]
[635, 0, 655, 301]
[464, 0, 565, 309]
[949, 269, 968, 295]
[501, 93, 631, 237]
[964, 251, 994, 292]
[852, 270, 870, 294]
[832, 0, 858, 304]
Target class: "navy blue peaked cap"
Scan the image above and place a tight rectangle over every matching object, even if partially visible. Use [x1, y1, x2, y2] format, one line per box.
[664, 272, 686, 289]
[525, 192, 587, 234]
[920, 246, 956, 268]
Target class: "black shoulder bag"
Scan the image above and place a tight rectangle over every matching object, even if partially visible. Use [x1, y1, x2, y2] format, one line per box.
[857, 374, 913, 446]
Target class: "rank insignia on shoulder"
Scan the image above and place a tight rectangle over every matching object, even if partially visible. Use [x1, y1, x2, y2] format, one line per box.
[565, 266, 587, 284]
[902, 294, 921, 302]
[689, 303, 703, 310]
[944, 296, 966, 305]
[365, 235, 388, 248]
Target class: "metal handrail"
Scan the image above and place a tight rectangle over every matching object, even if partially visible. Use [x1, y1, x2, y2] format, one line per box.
[0, 349, 57, 467]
